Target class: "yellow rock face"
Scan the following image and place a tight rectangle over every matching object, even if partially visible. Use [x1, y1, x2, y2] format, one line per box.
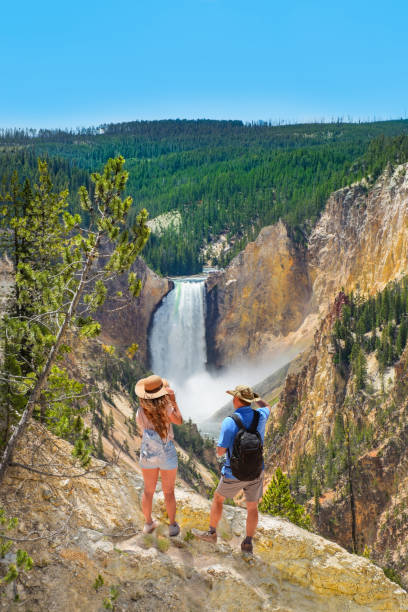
[1, 423, 407, 611]
[95, 255, 172, 364]
[309, 163, 408, 312]
[206, 164, 408, 368]
[206, 221, 312, 366]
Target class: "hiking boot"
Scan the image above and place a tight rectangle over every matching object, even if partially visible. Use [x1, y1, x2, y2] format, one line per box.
[169, 522, 180, 537]
[241, 536, 253, 553]
[191, 528, 217, 543]
[143, 520, 158, 534]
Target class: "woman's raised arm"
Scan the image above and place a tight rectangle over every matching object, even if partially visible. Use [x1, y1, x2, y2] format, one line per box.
[166, 388, 183, 425]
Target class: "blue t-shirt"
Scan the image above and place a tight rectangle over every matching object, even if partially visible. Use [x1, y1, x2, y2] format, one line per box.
[217, 406, 270, 480]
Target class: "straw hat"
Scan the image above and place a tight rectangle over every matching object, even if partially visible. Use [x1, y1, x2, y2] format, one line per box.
[135, 375, 169, 400]
[226, 385, 260, 404]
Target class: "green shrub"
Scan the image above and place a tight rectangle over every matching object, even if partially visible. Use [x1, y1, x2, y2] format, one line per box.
[259, 468, 311, 530]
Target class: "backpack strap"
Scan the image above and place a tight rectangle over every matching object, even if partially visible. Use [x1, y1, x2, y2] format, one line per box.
[248, 410, 260, 434]
[226, 414, 245, 459]
[229, 413, 245, 431]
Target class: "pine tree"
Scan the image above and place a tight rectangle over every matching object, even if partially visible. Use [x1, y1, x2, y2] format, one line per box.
[0, 162, 74, 447]
[96, 428, 104, 460]
[259, 468, 311, 530]
[345, 414, 358, 553]
[396, 319, 407, 357]
[0, 156, 150, 483]
[352, 345, 367, 391]
[0, 507, 33, 598]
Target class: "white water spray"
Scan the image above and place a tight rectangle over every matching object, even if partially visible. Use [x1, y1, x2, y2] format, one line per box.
[149, 276, 297, 428]
[150, 278, 207, 386]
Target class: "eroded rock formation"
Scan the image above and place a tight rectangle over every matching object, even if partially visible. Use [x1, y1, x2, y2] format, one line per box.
[206, 163, 408, 368]
[95, 256, 173, 365]
[309, 163, 408, 311]
[264, 292, 408, 585]
[205, 222, 311, 367]
[266, 293, 349, 469]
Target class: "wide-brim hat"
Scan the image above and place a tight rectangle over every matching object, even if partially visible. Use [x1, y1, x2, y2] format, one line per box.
[226, 385, 260, 404]
[135, 375, 169, 400]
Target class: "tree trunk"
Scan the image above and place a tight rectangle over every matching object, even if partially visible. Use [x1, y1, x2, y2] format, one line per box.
[346, 424, 358, 554]
[0, 235, 101, 485]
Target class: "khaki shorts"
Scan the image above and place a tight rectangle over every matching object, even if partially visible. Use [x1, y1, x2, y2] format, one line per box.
[215, 471, 264, 503]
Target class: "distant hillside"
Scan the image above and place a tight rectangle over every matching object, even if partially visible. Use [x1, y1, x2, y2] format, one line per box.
[1, 119, 408, 274]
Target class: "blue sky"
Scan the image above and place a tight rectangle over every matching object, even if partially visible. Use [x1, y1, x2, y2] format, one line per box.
[1, 0, 408, 128]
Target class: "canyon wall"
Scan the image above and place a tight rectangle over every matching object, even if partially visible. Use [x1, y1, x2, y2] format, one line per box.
[204, 163, 408, 581]
[309, 163, 408, 310]
[266, 293, 349, 469]
[95, 256, 173, 365]
[0, 247, 171, 367]
[205, 221, 312, 367]
[206, 163, 408, 368]
[264, 292, 408, 584]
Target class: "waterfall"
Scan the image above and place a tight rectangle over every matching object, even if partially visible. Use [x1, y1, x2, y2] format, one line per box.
[149, 278, 207, 386]
[148, 275, 294, 429]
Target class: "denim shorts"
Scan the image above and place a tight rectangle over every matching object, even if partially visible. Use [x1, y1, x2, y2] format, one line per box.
[139, 429, 178, 470]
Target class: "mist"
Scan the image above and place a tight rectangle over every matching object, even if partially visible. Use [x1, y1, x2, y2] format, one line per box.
[170, 348, 297, 431]
[149, 276, 299, 433]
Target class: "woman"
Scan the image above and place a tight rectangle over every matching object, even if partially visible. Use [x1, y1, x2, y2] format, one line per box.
[135, 374, 183, 536]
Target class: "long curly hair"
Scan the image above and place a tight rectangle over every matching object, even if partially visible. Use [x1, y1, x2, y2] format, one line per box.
[140, 395, 171, 440]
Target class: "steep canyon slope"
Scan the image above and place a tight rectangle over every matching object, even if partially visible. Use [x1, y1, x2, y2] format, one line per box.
[95, 255, 172, 365]
[206, 163, 408, 367]
[264, 289, 408, 587]
[309, 163, 408, 311]
[205, 222, 312, 367]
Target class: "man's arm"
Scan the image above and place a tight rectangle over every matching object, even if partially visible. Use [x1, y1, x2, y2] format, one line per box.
[255, 398, 271, 414]
[216, 417, 234, 457]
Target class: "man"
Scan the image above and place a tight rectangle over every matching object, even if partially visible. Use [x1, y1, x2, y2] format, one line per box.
[194, 385, 270, 553]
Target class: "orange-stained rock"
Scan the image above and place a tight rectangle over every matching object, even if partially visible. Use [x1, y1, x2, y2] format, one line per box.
[95, 256, 173, 365]
[205, 221, 312, 367]
[309, 163, 408, 310]
[206, 164, 408, 368]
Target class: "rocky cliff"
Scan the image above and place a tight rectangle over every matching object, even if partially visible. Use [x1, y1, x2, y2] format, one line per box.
[95, 256, 173, 365]
[206, 163, 408, 368]
[205, 222, 312, 367]
[264, 288, 408, 586]
[1, 423, 407, 611]
[308, 163, 408, 311]
[265, 293, 349, 470]
[0, 248, 171, 368]
[230, 162, 408, 587]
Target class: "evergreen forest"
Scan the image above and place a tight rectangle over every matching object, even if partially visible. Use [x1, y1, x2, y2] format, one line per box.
[1, 119, 408, 275]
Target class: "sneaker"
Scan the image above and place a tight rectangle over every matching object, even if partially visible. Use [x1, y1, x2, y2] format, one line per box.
[143, 520, 158, 534]
[168, 522, 180, 537]
[191, 528, 217, 543]
[241, 537, 253, 553]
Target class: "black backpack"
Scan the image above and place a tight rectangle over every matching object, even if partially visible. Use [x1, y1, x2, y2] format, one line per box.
[227, 411, 263, 481]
